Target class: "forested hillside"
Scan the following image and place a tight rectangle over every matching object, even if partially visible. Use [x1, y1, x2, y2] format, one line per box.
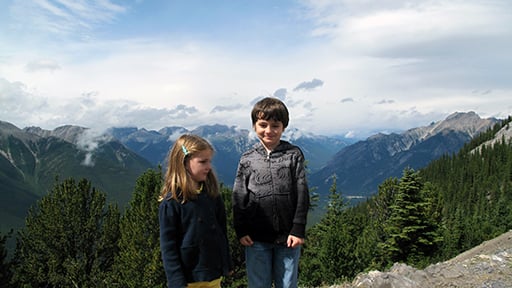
[310, 112, 498, 199]
[0, 121, 153, 234]
[1, 116, 511, 287]
[299, 115, 512, 286]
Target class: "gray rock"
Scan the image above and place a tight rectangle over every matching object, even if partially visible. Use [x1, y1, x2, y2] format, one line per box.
[329, 230, 512, 288]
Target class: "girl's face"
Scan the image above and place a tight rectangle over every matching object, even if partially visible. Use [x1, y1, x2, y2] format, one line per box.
[185, 149, 213, 184]
[254, 118, 284, 151]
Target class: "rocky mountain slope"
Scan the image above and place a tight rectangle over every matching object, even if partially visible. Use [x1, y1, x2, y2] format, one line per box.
[0, 121, 153, 233]
[0, 120, 347, 233]
[310, 112, 499, 199]
[331, 230, 512, 288]
[0, 112, 503, 233]
[108, 124, 349, 186]
[474, 117, 512, 152]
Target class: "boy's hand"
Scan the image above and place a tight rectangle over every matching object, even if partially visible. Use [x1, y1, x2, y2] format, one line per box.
[239, 235, 254, 246]
[287, 235, 304, 248]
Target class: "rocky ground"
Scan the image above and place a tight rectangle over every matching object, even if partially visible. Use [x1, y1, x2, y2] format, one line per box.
[326, 230, 512, 288]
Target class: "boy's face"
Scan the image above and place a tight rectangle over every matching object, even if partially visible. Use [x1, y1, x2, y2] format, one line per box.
[254, 118, 284, 151]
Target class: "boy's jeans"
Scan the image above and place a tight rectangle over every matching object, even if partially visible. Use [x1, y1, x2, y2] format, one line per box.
[245, 241, 301, 288]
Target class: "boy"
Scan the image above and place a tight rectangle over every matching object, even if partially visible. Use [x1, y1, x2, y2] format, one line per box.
[232, 97, 310, 288]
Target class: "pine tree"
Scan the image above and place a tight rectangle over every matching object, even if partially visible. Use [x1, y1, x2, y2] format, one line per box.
[300, 175, 356, 285]
[0, 231, 13, 287]
[11, 178, 120, 287]
[380, 168, 440, 266]
[219, 184, 247, 288]
[111, 168, 166, 287]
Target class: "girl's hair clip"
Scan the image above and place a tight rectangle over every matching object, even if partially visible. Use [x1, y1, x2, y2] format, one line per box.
[181, 145, 189, 156]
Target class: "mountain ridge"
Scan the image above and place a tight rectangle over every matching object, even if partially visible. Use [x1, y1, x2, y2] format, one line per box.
[107, 124, 351, 186]
[0, 111, 505, 233]
[310, 111, 499, 199]
[0, 122, 153, 233]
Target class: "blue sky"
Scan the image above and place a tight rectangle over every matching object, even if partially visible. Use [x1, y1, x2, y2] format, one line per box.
[1, 0, 511, 138]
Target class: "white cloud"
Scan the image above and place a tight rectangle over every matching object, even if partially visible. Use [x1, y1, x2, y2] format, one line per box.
[25, 59, 61, 72]
[9, 0, 127, 36]
[0, 0, 510, 139]
[293, 78, 324, 92]
[273, 88, 288, 100]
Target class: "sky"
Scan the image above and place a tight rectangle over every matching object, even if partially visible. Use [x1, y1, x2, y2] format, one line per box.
[1, 0, 511, 139]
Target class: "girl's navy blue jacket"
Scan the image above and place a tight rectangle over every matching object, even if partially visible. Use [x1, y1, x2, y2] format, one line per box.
[159, 189, 232, 288]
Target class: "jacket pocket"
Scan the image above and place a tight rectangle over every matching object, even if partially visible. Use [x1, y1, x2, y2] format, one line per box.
[180, 244, 199, 269]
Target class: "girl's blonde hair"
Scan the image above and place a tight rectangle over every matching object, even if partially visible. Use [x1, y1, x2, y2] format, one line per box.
[159, 134, 219, 203]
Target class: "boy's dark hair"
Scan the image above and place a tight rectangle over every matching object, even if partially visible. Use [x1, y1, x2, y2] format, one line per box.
[251, 97, 289, 128]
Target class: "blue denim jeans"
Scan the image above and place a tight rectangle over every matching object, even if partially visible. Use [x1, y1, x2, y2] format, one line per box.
[245, 241, 301, 288]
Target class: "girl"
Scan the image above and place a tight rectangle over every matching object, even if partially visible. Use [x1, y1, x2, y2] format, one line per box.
[159, 134, 232, 288]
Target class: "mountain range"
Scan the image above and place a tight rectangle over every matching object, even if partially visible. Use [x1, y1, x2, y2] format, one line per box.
[310, 111, 499, 200]
[0, 111, 501, 233]
[0, 121, 153, 233]
[107, 124, 352, 186]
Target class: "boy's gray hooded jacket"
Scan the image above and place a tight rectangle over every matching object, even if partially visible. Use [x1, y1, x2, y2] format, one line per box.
[232, 140, 310, 244]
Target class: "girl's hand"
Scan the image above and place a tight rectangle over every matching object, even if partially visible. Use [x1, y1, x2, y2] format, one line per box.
[287, 235, 304, 248]
[239, 235, 254, 246]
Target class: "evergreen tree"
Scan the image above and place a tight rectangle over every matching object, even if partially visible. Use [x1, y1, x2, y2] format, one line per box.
[219, 184, 247, 288]
[300, 175, 356, 285]
[299, 225, 325, 287]
[301, 116, 512, 284]
[372, 178, 400, 240]
[111, 168, 166, 287]
[380, 168, 440, 266]
[316, 175, 346, 282]
[0, 231, 13, 287]
[11, 178, 120, 287]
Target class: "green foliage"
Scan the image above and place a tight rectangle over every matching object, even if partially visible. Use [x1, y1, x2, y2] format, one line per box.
[300, 175, 367, 286]
[301, 116, 512, 285]
[1, 132, 153, 235]
[0, 231, 13, 287]
[420, 116, 512, 259]
[111, 168, 166, 287]
[220, 184, 248, 288]
[11, 178, 120, 287]
[378, 168, 441, 267]
[5, 116, 512, 286]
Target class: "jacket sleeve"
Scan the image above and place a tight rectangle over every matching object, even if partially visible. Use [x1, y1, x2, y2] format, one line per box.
[290, 149, 310, 239]
[159, 200, 187, 288]
[232, 159, 251, 239]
